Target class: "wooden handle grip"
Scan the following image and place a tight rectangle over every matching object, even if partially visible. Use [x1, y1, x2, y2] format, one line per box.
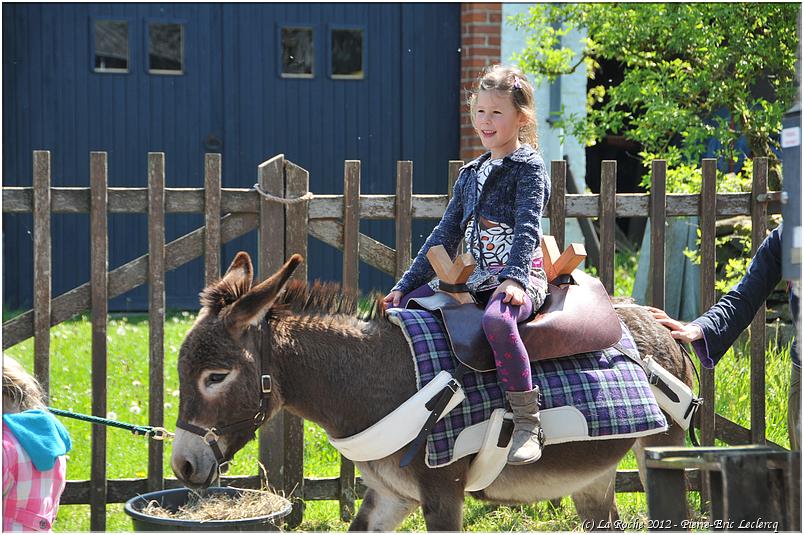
[541, 235, 586, 281]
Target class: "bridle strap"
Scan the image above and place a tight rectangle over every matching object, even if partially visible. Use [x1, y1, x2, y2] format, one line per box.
[175, 420, 229, 464]
[175, 420, 209, 437]
[175, 320, 275, 466]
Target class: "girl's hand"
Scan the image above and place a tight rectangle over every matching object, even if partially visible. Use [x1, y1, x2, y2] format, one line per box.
[493, 279, 527, 306]
[645, 306, 704, 343]
[383, 290, 404, 309]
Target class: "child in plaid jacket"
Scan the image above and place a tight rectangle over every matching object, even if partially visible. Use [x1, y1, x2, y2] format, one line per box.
[3, 357, 71, 532]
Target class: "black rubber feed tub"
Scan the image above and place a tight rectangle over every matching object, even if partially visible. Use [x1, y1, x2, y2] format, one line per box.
[125, 487, 292, 531]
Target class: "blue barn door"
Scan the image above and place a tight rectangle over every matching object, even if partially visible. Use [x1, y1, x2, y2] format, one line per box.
[3, 3, 460, 311]
[217, 3, 461, 295]
[3, 3, 228, 310]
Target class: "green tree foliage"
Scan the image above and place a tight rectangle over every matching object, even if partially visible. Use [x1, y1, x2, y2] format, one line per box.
[512, 3, 799, 191]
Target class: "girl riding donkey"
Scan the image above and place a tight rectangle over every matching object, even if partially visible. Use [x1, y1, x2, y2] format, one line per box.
[384, 64, 550, 465]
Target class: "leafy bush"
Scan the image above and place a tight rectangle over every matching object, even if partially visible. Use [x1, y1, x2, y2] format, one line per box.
[511, 3, 798, 189]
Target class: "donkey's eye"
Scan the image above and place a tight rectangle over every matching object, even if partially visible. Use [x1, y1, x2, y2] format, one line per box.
[207, 373, 228, 385]
[197, 369, 239, 398]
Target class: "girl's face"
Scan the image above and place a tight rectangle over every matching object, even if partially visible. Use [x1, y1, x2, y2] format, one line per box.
[474, 89, 527, 160]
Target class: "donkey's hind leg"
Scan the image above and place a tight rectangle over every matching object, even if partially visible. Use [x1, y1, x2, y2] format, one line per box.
[632, 422, 687, 505]
[348, 487, 418, 532]
[571, 466, 619, 530]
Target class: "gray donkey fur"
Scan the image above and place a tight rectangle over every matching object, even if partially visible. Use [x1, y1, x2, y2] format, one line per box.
[171, 253, 695, 531]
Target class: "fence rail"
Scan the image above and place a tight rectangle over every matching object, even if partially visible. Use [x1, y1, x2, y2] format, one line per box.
[2, 188, 783, 218]
[2, 151, 784, 528]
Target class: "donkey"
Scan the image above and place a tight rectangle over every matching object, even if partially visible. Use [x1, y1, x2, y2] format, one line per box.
[171, 252, 694, 531]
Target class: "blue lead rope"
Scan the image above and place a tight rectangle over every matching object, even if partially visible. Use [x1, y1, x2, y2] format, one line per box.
[47, 407, 172, 440]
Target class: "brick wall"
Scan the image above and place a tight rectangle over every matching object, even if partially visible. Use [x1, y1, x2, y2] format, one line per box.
[460, 3, 502, 161]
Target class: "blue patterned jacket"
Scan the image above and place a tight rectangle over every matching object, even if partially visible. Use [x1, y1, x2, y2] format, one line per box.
[392, 144, 550, 295]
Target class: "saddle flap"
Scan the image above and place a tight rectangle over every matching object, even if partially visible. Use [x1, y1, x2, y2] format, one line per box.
[410, 270, 622, 372]
[519, 269, 622, 361]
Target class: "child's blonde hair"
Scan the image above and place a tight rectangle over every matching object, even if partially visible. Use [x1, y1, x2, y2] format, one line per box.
[468, 64, 539, 149]
[3, 356, 46, 412]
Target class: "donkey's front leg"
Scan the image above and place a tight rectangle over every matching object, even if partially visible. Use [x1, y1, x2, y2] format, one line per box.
[420, 492, 464, 530]
[419, 476, 465, 531]
[349, 487, 418, 532]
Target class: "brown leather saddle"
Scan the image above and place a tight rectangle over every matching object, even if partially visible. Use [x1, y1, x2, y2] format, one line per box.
[406, 269, 622, 372]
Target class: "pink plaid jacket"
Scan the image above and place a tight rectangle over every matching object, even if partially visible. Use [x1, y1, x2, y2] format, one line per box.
[2, 425, 67, 532]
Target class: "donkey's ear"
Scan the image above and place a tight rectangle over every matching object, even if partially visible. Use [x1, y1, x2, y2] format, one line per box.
[223, 252, 254, 291]
[199, 252, 254, 314]
[223, 254, 303, 339]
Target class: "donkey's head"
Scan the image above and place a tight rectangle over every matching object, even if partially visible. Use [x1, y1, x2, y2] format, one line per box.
[170, 252, 301, 487]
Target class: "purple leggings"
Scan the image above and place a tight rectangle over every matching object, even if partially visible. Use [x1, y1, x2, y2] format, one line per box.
[399, 285, 533, 392]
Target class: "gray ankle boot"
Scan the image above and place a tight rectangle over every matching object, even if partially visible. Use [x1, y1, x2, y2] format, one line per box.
[505, 387, 545, 465]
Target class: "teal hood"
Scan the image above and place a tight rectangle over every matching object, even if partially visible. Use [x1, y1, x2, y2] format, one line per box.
[3, 410, 72, 471]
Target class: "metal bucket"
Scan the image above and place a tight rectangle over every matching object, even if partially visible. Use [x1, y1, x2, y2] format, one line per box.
[124, 487, 292, 531]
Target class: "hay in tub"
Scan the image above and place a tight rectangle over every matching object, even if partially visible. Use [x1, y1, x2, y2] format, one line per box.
[141, 488, 290, 522]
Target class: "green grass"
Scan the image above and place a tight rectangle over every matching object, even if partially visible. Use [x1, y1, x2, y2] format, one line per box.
[3, 307, 793, 531]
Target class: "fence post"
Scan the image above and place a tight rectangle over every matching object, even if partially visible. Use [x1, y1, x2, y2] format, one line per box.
[258, 155, 287, 496]
[204, 153, 222, 284]
[343, 161, 361, 291]
[447, 161, 463, 196]
[147, 153, 166, 492]
[550, 160, 567, 251]
[448, 161, 463, 254]
[751, 157, 769, 444]
[33, 150, 51, 396]
[599, 160, 617, 294]
[699, 158, 718, 510]
[89, 152, 108, 531]
[395, 161, 413, 279]
[339, 160, 360, 521]
[284, 159, 309, 527]
[699, 159, 717, 441]
[650, 160, 667, 308]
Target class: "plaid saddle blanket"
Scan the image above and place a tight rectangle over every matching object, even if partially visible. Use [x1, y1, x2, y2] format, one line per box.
[387, 308, 667, 467]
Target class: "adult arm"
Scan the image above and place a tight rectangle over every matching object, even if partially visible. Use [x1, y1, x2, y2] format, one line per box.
[691, 226, 783, 368]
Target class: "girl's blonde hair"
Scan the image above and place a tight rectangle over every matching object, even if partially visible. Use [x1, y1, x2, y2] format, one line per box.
[3, 356, 46, 412]
[468, 64, 539, 149]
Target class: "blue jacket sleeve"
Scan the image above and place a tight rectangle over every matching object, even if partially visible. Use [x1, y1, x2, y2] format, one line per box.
[391, 172, 467, 295]
[691, 226, 783, 368]
[498, 160, 550, 289]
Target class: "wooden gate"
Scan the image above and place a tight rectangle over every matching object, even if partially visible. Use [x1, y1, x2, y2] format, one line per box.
[1, 151, 786, 528]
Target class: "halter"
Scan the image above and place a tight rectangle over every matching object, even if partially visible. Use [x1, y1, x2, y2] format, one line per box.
[175, 322, 274, 466]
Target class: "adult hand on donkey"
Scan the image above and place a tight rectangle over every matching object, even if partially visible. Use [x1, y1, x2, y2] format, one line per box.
[645, 306, 704, 344]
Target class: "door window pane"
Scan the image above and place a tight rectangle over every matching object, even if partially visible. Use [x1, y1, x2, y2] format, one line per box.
[94, 20, 128, 72]
[281, 27, 314, 78]
[149, 22, 183, 74]
[331, 29, 363, 79]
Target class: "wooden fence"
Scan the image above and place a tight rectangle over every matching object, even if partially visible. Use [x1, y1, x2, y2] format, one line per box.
[2, 151, 786, 529]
